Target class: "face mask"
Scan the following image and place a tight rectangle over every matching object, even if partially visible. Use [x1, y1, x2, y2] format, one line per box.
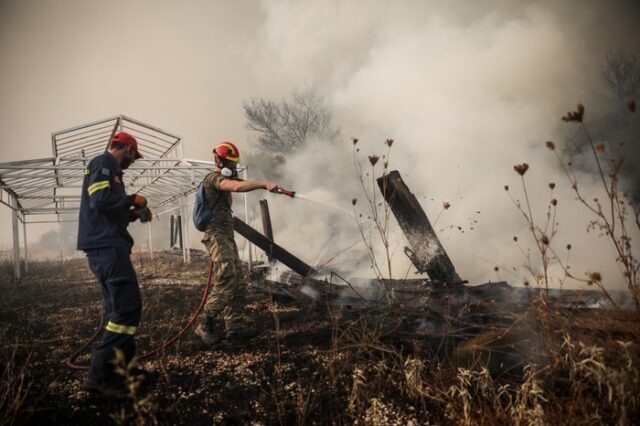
[120, 149, 134, 170]
[218, 158, 237, 177]
[221, 167, 235, 177]
[121, 156, 132, 170]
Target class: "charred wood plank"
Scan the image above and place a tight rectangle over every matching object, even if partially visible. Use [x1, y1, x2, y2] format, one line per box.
[259, 199, 275, 263]
[377, 170, 462, 284]
[233, 216, 316, 277]
[251, 279, 314, 304]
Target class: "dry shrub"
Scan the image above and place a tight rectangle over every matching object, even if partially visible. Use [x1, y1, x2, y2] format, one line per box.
[560, 335, 639, 425]
[110, 349, 158, 426]
[0, 336, 33, 426]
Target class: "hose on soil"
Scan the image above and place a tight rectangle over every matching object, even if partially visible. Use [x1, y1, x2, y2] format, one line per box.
[66, 258, 214, 370]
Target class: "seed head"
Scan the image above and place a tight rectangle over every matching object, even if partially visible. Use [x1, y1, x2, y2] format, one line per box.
[352, 137, 359, 145]
[627, 101, 636, 113]
[545, 141, 556, 150]
[551, 199, 557, 206]
[504, 185, 509, 191]
[385, 139, 394, 147]
[589, 272, 602, 282]
[566, 244, 572, 250]
[368, 155, 379, 166]
[494, 266, 499, 272]
[513, 163, 529, 176]
[541, 234, 550, 245]
[443, 201, 451, 209]
[562, 104, 585, 122]
[595, 144, 605, 153]
[523, 280, 530, 287]
[549, 182, 555, 189]
[352, 198, 357, 206]
[513, 236, 518, 242]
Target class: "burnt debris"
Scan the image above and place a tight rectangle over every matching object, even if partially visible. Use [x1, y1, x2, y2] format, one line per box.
[377, 170, 463, 284]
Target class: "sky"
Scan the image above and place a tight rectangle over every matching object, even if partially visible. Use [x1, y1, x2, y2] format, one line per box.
[1, 0, 639, 288]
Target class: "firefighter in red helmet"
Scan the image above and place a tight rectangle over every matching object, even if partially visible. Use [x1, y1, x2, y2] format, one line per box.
[77, 132, 152, 398]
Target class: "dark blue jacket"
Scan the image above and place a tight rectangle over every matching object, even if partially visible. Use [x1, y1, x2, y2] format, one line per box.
[77, 151, 136, 251]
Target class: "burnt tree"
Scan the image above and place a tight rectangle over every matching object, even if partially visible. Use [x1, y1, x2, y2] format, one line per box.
[377, 170, 463, 284]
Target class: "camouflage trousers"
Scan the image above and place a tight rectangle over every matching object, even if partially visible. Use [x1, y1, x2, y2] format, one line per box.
[202, 233, 247, 332]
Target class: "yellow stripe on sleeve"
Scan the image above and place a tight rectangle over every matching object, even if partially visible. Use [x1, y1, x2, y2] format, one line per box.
[87, 180, 110, 196]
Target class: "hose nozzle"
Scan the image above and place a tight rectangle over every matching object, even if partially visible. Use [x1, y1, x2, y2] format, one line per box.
[277, 188, 296, 198]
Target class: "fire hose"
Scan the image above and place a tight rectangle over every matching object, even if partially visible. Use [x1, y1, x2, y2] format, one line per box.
[66, 258, 214, 370]
[67, 189, 294, 370]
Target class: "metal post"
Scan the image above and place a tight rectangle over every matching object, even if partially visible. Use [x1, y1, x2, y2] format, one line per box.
[182, 194, 191, 263]
[147, 221, 154, 260]
[11, 196, 21, 280]
[177, 215, 183, 250]
[22, 219, 29, 273]
[170, 214, 176, 248]
[243, 167, 252, 271]
[179, 195, 190, 263]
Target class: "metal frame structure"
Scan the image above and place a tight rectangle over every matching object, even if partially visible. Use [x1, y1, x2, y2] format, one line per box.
[0, 115, 248, 279]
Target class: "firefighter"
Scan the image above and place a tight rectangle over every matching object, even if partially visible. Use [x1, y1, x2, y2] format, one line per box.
[195, 141, 281, 344]
[77, 131, 152, 398]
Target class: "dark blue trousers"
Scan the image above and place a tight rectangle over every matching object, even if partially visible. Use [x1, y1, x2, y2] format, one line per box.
[86, 246, 142, 381]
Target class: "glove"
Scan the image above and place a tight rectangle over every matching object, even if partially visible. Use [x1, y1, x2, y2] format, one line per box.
[129, 194, 148, 208]
[138, 206, 153, 223]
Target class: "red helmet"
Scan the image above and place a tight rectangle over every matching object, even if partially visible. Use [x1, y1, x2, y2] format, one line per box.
[213, 141, 240, 163]
[112, 132, 143, 159]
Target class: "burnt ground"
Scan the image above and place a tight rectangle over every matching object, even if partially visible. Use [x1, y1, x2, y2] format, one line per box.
[1, 254, 639, 425]
[2, 254, 415, 425]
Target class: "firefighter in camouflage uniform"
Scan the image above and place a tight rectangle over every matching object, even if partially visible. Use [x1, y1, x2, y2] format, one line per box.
[195, 141, 281, 344]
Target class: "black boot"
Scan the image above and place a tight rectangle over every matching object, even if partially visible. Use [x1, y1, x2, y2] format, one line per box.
[82, 375, 128, 400]
[195, 316, 223, 345]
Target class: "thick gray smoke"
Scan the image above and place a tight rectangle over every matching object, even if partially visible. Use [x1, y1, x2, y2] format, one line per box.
[248, 1, 640, 287]
[1, 0, 638, 289]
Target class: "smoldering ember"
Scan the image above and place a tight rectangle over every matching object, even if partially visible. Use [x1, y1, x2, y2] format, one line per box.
[0, 114, 638, 425]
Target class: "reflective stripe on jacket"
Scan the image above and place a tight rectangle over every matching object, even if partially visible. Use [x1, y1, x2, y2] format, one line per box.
[76, 151, 135, 250]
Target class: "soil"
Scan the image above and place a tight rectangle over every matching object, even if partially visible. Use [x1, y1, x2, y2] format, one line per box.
[1, 254, 638, 425]
[1, 255, 416, 425]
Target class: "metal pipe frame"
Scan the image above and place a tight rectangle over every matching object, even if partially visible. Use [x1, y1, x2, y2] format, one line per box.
[11, 195, 21, 280]
[1, 116, 225, 270]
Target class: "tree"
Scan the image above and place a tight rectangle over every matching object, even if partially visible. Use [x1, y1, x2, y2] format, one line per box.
[601, 49, 640, 101]
[243, 89, 339, 152]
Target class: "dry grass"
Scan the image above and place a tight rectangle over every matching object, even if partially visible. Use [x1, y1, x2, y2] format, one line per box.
[0, 255, 638, 424]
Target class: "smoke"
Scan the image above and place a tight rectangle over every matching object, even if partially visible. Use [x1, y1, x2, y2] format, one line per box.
[1, 0, 639, 288]
[248, 0, 640, 287]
